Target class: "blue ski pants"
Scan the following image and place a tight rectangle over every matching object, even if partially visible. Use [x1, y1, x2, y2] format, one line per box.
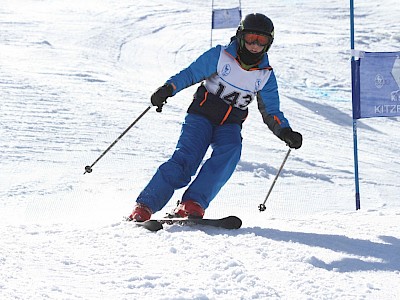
[136, 113, 242, 212]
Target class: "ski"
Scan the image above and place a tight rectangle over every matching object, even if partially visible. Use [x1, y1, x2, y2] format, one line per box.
[134, 216, 242, 232]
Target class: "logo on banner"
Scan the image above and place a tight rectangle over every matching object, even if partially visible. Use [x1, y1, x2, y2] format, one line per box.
[374, 74, 385, 89]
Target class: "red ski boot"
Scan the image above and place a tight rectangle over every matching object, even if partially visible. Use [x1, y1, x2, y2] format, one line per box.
[128, 203, 152, 222]
[173, 200, 205, 218]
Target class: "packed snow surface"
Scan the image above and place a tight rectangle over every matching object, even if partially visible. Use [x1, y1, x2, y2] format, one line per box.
[1, 0, 399, 299]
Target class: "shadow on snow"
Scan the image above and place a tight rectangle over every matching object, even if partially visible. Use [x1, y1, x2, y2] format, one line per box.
[242, 227, 400, 273]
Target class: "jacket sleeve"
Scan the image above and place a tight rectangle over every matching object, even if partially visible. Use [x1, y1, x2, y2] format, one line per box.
[256, 71, 291, 137]
[166, 46, 221, 95]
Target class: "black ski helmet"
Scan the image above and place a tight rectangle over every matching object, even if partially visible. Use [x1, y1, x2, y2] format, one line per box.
[236, 13, 274, 52]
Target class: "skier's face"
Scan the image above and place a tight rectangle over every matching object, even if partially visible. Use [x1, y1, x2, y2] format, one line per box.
[242, 33, 269, 53]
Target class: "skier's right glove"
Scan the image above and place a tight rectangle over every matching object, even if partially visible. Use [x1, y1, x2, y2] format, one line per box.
[279, 127, 303, 149]
[151, 83, 174, 112]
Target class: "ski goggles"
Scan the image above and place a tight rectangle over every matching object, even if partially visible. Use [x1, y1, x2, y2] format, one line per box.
[243, 33, 271, 47]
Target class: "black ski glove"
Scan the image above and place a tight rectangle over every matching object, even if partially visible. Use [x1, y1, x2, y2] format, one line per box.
[279, 127, 303, 149]
[151, 83, 173, 112]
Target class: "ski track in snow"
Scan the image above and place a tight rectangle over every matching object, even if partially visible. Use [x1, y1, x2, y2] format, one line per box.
[1, 0, 400, 299]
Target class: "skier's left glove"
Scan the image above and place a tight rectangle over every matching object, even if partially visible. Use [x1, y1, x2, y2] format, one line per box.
[279, 128, 303, 149]
[151, 83, 173, 112]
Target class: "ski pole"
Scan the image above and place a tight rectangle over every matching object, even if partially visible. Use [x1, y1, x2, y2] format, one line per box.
[258, 148, 291, 212]
[84, 105, 152, 174]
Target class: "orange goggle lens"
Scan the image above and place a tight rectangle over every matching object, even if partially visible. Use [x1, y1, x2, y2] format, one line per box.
[243, 33, 270, 47]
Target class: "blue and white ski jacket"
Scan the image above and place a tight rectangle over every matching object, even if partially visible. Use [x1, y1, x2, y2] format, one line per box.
[166, 39, 291, 136]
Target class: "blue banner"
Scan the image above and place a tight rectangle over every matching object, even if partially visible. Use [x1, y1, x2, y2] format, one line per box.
[354, 51, 400, 119]
[212, 8, 241, 29]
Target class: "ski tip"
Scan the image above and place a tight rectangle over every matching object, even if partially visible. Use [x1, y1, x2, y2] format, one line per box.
[128, 218, 164, 232]
[142, 220, 164, 232]
[221, 216, 242, 229]
[230, 216, 242, 229]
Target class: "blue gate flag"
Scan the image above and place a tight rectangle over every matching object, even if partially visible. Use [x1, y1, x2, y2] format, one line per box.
[212, 7, 241, 29]
[353, 51, 400, 119]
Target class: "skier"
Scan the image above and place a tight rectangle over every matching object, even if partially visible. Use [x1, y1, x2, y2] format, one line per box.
[128, 13, 302, 221]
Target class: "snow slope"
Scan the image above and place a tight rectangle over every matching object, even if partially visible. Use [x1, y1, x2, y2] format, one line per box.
[1, 0, 399, 299]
